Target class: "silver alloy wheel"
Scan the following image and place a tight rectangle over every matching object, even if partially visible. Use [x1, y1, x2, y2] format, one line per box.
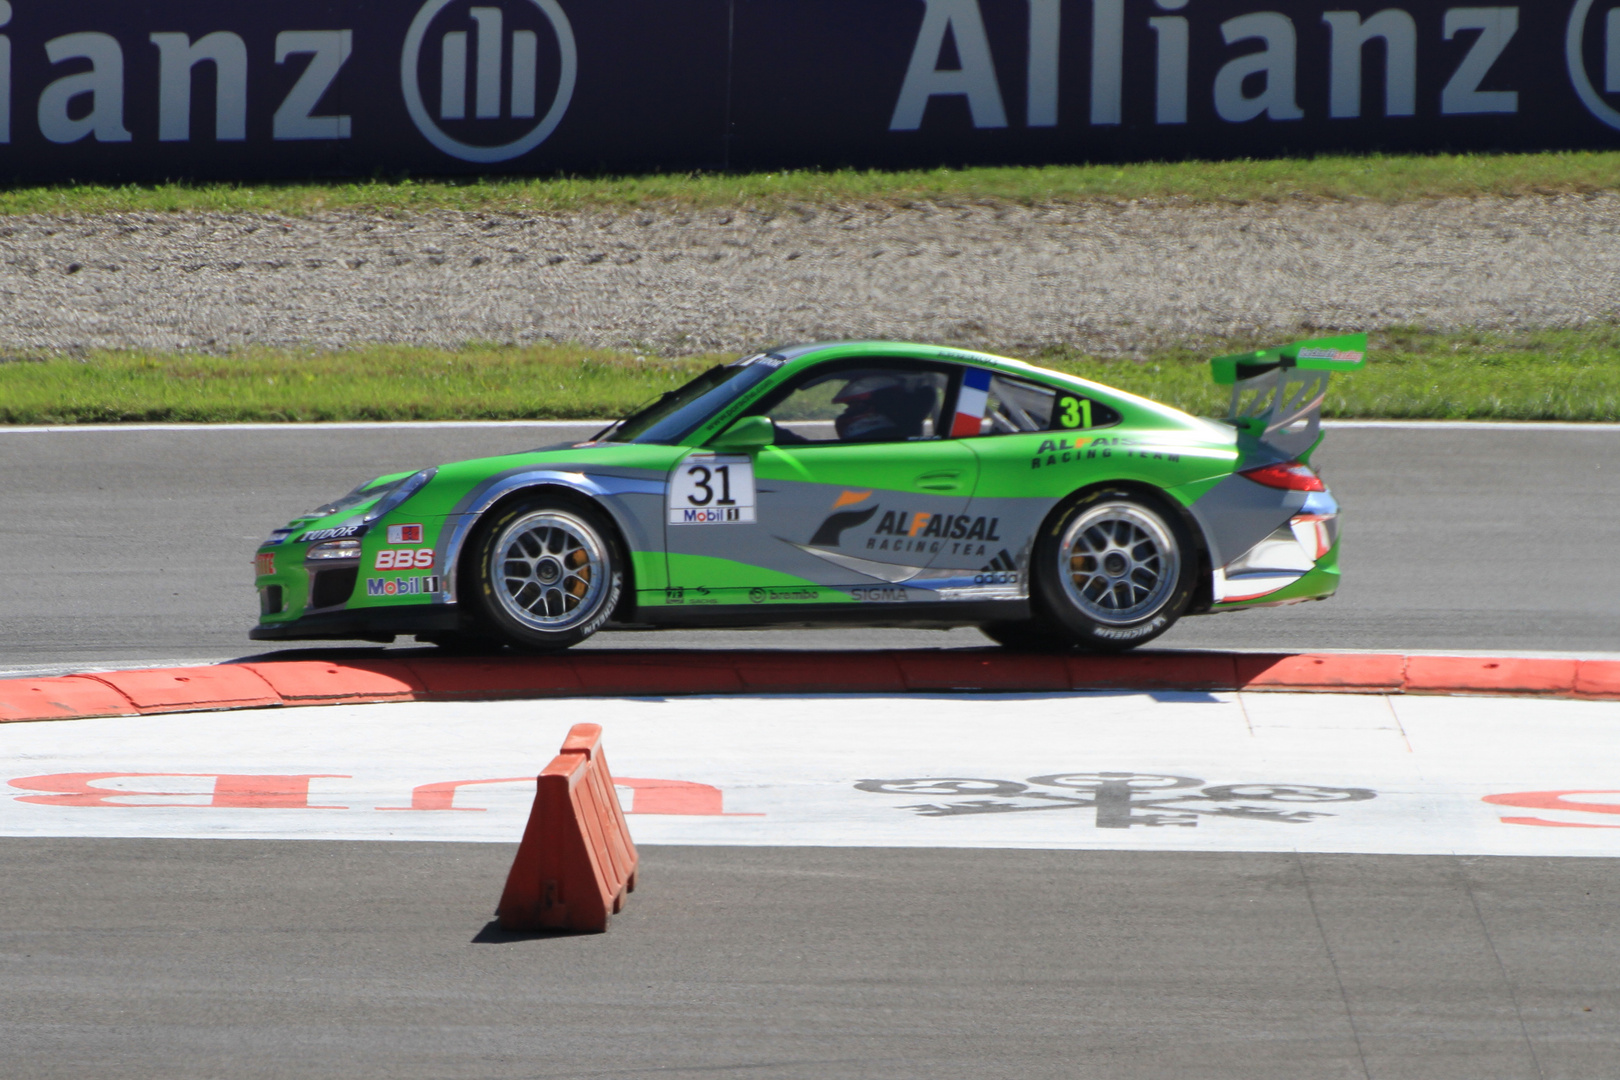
[1056, 501, 1180, 626]
[490, 509, 609, 632]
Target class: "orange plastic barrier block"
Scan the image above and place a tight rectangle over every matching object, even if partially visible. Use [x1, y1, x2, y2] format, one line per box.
[409, 656, 583, 698]
[0, 676, 137, 723]
[1237, 653, 1406, 692]
[91, 665, 279, 713]
[1067, 652, 1238, 691]
[242, 660, 423, 704]
[496, 722, 639, 933]
[897, 651, 1069, 692]
[1404, 656, 1578, 696]
[1574, 660, 1620, 699]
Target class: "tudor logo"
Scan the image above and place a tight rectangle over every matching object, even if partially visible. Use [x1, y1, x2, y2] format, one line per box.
[401, 0, 577, 163]
[1568, 0, 1620, 130]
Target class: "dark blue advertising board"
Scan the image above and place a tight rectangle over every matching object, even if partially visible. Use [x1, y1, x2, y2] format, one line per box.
[0, 0, 1616, 182]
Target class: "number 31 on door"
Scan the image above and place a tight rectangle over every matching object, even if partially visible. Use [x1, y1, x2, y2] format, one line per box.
[668, 455, 757, 524]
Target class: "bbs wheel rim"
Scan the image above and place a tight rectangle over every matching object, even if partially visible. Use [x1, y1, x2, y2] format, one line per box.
[490, 510, 609, 632]
[1056, 501, 1180, 626]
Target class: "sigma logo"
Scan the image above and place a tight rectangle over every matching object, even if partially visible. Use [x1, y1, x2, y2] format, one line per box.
[1567, 0, 1620, 130]
[401, 0, 577, 163]
[851, 587, 909, 603]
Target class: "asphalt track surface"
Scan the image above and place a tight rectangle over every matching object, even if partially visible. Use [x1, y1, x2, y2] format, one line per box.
[1, 421, 1618, 673]
[6, 840, 1617, 1080]
[4, 422, 1619, 1079]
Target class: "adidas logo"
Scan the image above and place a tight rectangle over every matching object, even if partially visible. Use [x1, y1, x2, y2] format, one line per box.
[971, 549, 1021, 587]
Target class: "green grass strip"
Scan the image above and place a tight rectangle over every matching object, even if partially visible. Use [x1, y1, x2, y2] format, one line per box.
[6, 151, 1620, 217]
[3, 328, 1616, 424]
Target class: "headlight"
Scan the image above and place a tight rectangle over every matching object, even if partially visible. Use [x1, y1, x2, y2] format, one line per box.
[361, 469, 435, 524]
[307, 540, 362, 560]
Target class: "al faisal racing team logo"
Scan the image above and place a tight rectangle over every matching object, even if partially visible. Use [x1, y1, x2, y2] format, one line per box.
[402, 0, 577, 163]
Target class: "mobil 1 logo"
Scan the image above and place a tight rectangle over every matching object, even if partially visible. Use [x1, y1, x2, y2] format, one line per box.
[669, 454, 756, 525]
[401, 0, 577, 163]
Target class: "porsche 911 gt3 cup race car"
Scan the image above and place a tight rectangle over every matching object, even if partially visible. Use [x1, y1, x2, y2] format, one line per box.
[252, 335, 1364, 652]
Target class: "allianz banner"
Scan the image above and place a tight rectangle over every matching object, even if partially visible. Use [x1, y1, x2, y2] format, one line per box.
[0, 0, 1617, 182]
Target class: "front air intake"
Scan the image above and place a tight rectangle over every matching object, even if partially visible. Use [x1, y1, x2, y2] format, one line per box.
[309, 567, 359, 609]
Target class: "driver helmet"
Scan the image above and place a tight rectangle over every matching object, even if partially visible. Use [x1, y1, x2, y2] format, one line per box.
[833, 376, 936, 442]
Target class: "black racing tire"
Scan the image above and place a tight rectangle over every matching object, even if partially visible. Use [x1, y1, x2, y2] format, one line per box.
[1029, 487, 1197, 652]
[468, 495, 625, 652]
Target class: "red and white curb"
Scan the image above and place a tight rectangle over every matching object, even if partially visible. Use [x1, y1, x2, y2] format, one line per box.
[3, 690, 1618, 856]
[3, 650, 1618, 724]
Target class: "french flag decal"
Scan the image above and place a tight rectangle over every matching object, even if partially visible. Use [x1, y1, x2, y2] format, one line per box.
[950, 368, 992, 437]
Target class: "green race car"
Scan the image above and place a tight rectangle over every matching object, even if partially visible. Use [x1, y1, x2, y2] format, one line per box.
[252, 335, 1364, 652]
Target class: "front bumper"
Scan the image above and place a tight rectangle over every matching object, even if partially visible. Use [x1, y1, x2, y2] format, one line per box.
[250, 606, 464, 642]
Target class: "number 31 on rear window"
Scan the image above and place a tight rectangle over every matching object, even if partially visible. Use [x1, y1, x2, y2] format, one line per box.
[669, 455, 757, 524]
[1055, 396, 1093, 430]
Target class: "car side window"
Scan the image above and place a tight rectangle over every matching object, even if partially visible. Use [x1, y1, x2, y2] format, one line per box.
[761, 366, 950, 444]
[967, 374, 1121, 436]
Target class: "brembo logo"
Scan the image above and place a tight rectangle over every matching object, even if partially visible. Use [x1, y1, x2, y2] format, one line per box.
[401, 0, 577, 163]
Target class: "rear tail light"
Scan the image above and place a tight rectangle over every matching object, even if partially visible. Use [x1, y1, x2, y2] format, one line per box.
[1239, 461, 1325, 492]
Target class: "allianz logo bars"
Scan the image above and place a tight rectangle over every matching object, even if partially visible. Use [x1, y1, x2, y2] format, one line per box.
[434, 6, 539, 123]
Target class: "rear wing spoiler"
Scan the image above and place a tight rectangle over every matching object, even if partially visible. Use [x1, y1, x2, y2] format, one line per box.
[1210, 333, 1367, 458]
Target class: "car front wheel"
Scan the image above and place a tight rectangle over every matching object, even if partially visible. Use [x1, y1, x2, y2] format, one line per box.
[1029, 489, 1196, 652]
[470, 497, 623, 651]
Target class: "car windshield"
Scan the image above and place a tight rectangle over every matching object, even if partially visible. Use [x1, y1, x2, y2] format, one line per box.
[600, 357, 779, 444]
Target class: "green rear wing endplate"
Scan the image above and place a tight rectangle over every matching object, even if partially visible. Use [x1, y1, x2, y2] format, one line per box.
[1210, 332, 1367, 458]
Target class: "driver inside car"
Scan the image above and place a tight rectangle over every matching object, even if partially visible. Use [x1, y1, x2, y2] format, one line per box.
[831, 376, 938, 442]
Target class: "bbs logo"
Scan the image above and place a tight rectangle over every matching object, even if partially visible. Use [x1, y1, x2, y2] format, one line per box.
[402, 0, 577, 163]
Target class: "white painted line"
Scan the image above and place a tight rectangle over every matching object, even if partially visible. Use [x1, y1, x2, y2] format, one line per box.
[0, 420, 1615, 434]
[0, 658, 266, 680]
[4, 692, 1618, 856]
[1323, 420, 1620, 432]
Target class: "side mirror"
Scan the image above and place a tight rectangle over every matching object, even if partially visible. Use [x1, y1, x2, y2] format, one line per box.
[710, 414, 775, 450]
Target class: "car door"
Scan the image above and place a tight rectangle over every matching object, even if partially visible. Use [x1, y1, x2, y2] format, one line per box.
[663, 359, 977, 605]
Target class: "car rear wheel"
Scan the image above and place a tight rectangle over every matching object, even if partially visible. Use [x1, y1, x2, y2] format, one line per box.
[1027, 488, 1196, 652]
[470, 497, 623, 651]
